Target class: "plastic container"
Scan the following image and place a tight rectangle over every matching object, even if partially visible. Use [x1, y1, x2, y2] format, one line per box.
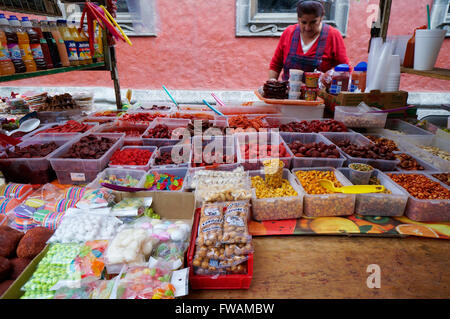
[264, 116, 302, 129]
[348, 163, 374, 185]
[321, 132, 400, 171]
[385, 172, 450, 222]
[414, 29, 446, 71]
[395, 136, 450, 172]
[329, 64, 350, 94]
[190, 135, 237, 171]
[338, 168, 408, 216]
[281, 132, 346, 168]
[108, 145, 156, 171]
[87, 167, 146, 189]
[118, 110, 172, 124]
[249, 168, 303, 221]
[288, 80, 302, 92]
[292, 167, 355, 217]
[235, 131, 293, 171]
[139, 167, 188, 192]
[48, 133, 124, 185]
[151, 144, 192, 169]
[27, 120, 97, 137]
[349, 62, 367, 92]
[0, 133, 79, 184]
[91, 122, 148, 146]
[187, 208, 253, 289]
[170, 110, 216, 121]
[142, 118, 191, 147]
[334, 106, 387, 128]
[289, 69, 303, 82]
[379, 119, 434, 145]
[394, 151, 441, 173]
[304, 72, 320, 88]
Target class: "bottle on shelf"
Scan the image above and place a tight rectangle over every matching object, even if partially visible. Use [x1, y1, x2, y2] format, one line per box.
[8, 15, 36, 72]
[47, 20, 70, 67]
[0, 14, 26, 73]
[0, 14, 15, 76]
[68, 20, 85, 65]
[21, 17, 46, 70]
[78, 23, 93, 65]
[57, 19, 79, 66]
[93, 20, 104, 63]
[39, 20, 61, 68]
[30, 19, 53, 69]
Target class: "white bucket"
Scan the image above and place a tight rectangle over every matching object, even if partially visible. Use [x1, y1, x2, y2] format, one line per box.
[414, 29, 446, 71]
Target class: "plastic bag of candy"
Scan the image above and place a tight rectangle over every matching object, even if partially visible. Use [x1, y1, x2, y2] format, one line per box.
[76, 188, 116, 210]
[111, 197, 153, 217]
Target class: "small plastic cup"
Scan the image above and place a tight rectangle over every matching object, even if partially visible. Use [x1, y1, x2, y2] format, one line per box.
[348, 163, 374, 185]
[289, 69, 304, 81]
[263, 159, 285, 188]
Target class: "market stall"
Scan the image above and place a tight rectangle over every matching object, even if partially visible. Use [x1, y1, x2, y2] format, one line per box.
[0, 0, 449, 301]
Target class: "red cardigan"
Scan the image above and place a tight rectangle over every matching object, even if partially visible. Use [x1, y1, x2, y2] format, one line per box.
[269, 24, 350, 74]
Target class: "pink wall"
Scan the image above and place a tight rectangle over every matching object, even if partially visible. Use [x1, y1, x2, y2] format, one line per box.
[3, 0, 450, 92]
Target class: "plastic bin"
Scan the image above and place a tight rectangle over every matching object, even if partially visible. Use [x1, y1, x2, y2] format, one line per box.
[118, 110, 172, 124]
[0, 133, 79, 184]
[26, 120, 98, 137]
[48, 133, 125, 185]
[87, 167, 147, 189]
[320, 132, 400, 171]
[235, 131, 293, 170]
[338, 168, 408, 216]
[292, 167, 355, 217]
[393, 151, 441, 172]
[142, 118, 191, 147]
[139, 167, 188, 192]
[170, 110, 217, 121]
[37, 109, 83, 124]
[20, 123, 57, 140]
[108, 145, 157, 171]
[190, 135, 238, 171]
[281, 132, 346, 168]
[395, 136, 450, 172]
[385, 172, 450, 222]
[334, 106, 387, 128]
[82, 116, 117, 124]
[151, 144, 192, 169]
[91, 122, 148, 146]
[264, 116, 302, 128]
[248, 168, 303, 221]
[379, 119, 434, 144]
[187, 208, 253, 289]
[184, 164, 246, 191]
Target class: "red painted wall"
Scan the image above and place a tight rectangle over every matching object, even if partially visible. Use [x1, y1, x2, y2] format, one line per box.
[3, 0, 450, 92]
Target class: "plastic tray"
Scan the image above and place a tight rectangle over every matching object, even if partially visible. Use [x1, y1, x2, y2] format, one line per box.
[281, 132, 346, 168]
[82, 116, 117, 124]
[385, 172, 450, 222]
[19, 123, 57, 140]
[170, 110, 218, 121]
[108, 145, 157, 171]
[255, 87, 324, 106]
[118, 110, 172, 124]
[142, 118, 191, 147]
[26, 120, 98, 138]
[249, 168, 303, 221]
[91, 122, 148, 146]
[393, 151, 441, 173]
[36, 109, 83, 124]
[48, 133, 125, 185]
[292, 167, 355, 217]
[87, 167, 147, 189]
[338, 168, 408, 216]
[187, 208, 253, 290]
[334, 106, 387, 128]
[235, 131, 293, 170]
[139, 167, 188, 192]
[0, 133, 79, 184]
[320, 132, 400, 171]
[190, 135, 238, 171]
[378, 119, 434, 144]
[184, 164, 246, 191]
[151, 144, 192, 169]
[395, 136, 450, 172]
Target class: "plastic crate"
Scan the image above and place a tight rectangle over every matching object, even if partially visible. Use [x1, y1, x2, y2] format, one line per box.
[378, 119, 434, 144]
[385, 172, 450, 222]
[142, 118, 191, 147]
[281, 132, 346, 168]
[190, 135, 238, 171]
[393, 151, 441, 173]
[320, 132, 400, 171]
[334, 105, 387, 128]
[151, 144, 192, 169]
[108, 145, 156, 171]
[248, 168, 303, 221]
[87, 167, 147, 189]
[235, 131, 293, 170]
[48, 133, 125, 185]
[0, 133, 79, 184]
[138, 167, 188, 192]
[338, 168, 408, 216]
[292, 167, 355, 217]
[187, 208, 253, 290]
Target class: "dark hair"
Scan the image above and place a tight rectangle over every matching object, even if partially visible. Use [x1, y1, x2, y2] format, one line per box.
[297, 0, 325, 18]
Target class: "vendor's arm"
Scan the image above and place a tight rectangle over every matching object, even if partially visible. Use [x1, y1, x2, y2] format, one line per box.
[268, 27, 292, 80]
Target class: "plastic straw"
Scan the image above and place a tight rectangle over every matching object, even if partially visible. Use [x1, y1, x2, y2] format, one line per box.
[202, 99, 226, 117]
[427, 4, 431, 29]
[211, 93, 226, 107]
[162, 85, 179, 108]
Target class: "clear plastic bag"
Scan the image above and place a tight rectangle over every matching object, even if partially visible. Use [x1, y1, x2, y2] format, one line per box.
[76, 187, 116, 210]
[196, 202, 224, 247]
[111, 197, 152, 217]
[224, 242, 254, 258]
[221, 201, 251, 244]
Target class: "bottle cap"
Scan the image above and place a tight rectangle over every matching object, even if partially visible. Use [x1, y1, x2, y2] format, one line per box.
[21, 17, 29, 21]
[354, 62, 368, 72]
[8, 15, 18, 20]
[334, 64, 350, 72]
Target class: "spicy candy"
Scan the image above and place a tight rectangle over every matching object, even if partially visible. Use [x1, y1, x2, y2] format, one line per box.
[109, 148, 153, 167]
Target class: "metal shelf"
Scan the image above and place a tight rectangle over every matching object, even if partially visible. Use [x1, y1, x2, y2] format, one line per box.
[0, 62, 107, 82]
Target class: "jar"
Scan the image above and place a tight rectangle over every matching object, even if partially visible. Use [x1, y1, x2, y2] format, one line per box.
[304, 72, 320, 88]
[349, 62, 367, 93]
[305, 87, 319, 101]
[329, 64, 350, 95]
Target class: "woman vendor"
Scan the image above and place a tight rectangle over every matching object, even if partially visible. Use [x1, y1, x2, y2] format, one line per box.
[268, 0, 350, 81]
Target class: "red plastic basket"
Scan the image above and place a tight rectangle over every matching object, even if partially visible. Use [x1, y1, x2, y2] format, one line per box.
[187, 208, 253, 290]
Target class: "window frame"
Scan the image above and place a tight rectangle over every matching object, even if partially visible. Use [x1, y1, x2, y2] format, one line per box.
[236, 0, 350, 37]
[430, 0, 450, 37]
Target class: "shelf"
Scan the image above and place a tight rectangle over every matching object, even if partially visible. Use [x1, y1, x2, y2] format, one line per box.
[0, 62, 107, 83]
[400, 66, 450, 81]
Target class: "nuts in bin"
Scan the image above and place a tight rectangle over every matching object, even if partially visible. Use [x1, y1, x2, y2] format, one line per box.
[294, 170, 342, 194]
[366, 135, 399, 152]
[419, 146, 450, 161]
[432, 173, 450, 187]
[335, 139, 396, 160]
[395, 153, 425, 171]
[288, 140, 340, 158]
[387, 173, 450, 200]
[196, 203, 224, 247]
[263, 159, 284, 188]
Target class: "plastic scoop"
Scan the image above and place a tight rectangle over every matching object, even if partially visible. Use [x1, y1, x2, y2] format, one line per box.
[318, 179, 386, 194]
[6, 118, 40, 136]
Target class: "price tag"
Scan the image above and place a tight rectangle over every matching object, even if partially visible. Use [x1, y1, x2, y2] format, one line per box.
[70, 173, 86, 182]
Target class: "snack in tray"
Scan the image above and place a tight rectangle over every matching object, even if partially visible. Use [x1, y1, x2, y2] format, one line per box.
[1, 142, 59, 158]
[109, 148, 153, 167]
[334, 139, 396, 161]
[432, 173, 450, 187]
[186, 166, 248, 190]
[59, 135, 116, 159]
[277, 119, 348, 133]
[37, 120, 93, 134]
[366, 135, 399, 152]
[263, 80, 288, 99]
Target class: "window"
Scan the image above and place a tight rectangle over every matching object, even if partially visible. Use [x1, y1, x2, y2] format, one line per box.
[236, 0, 350, 37]
[430, 0, 450, 37]
[60, 0, 157, 36]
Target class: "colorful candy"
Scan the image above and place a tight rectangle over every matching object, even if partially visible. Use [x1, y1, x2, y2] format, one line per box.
[144, 172, 184, 191]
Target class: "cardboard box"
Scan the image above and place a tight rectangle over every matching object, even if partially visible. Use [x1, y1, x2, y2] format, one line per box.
[319, 89, 409, 112]
[1, 191, 196, 299]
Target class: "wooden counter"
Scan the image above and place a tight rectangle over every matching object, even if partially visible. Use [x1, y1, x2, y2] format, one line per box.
[187, 236, 450, 299]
